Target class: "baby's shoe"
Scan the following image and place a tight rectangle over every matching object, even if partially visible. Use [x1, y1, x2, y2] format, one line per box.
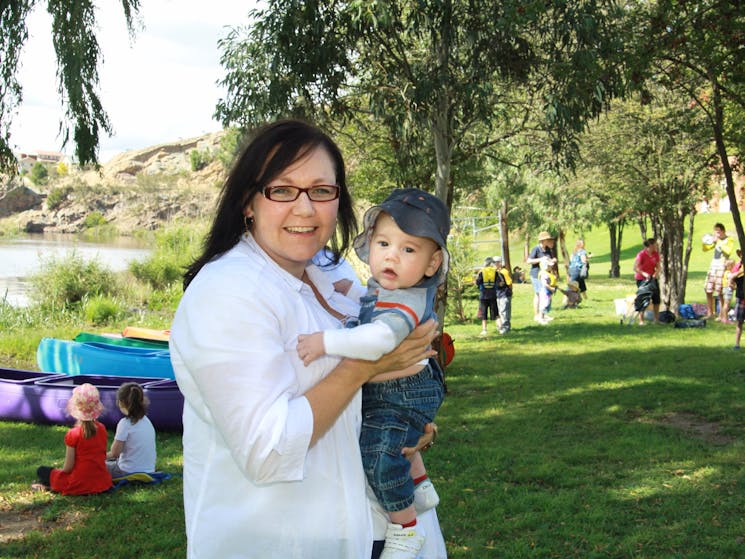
[380, 522, 425, 559]
[414, 479, 440, 513]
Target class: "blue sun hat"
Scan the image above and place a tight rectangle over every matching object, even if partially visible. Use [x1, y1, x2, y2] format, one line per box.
[353, 188, 450, 286]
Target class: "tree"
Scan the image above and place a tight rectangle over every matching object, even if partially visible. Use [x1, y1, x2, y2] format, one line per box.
[632, 0, 745, 250]
[215, 0, 630, 209]
[0, 1, 142, 172]
[578, 89, 714, 311]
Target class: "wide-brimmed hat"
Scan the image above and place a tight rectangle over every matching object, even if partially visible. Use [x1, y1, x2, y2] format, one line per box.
[354, 188, 450, 286]
[538, 231, 554, 241]
[66, 383, 104, 421]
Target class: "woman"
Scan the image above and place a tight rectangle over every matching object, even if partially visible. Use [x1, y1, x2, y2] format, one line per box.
[568, 239, 589, 300]
[169, 120, 445, 559]
[526, 231, 557, 321]
[633, 238, 661, 325]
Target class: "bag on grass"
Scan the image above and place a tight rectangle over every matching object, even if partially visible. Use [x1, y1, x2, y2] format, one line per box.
[678, 304, 696, 319]
[634, 279, 657, 312]
[658, 310, 676, 323]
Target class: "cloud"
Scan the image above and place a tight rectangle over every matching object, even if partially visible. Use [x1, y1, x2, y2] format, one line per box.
[10, 0, 257, 163]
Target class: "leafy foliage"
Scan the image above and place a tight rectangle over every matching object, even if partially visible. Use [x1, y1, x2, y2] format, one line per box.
[29, 161, 49, 185]
[0, 0, 142, 172]
[216, 0, 630, 205]
[29, 252, 120, 310]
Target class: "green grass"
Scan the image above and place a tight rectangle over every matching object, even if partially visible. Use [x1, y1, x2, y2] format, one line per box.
[1, 212, 744, 557]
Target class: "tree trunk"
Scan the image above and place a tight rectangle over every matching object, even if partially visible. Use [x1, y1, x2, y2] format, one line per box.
[558, 228, 569, 279]
[500, 199, 511, 271]
[656, 201, 695, 314]
[711, 77, 745, 251]
[608, 220, 623, 278]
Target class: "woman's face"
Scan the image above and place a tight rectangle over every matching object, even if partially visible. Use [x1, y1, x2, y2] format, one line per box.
[245, 146, 339, 278]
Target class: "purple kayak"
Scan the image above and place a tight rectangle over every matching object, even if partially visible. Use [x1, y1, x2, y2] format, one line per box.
[0, 368, 183, 431]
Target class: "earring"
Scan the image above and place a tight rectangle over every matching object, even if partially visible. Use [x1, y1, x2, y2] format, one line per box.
[244, 215, 254, 234]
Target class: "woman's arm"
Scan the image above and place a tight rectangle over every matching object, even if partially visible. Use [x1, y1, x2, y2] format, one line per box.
[305, 319, 437, 446]
[60, 446, 75, 473]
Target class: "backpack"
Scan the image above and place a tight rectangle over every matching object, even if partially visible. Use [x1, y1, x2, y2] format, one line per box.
[438, 332, 455, 367]
[678, 304, 696, 319]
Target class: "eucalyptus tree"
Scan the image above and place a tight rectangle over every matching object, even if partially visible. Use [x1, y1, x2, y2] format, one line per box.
[580, 90, 713, 311]
[0, 1, 141, 172]
[215, 0, 629, 209]
[633, 0, 745, 249]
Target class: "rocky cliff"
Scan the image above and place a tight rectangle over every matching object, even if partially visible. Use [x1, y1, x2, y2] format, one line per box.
[0, 132, 226, 234]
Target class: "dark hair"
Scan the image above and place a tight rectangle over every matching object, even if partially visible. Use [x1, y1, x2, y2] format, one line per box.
[117, 382, 149, 424]
[715, 223, 725, 231]
[183, 119, 357, 289]
[643, 238, 657, 247]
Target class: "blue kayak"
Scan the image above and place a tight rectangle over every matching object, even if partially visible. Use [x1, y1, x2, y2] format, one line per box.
[37, 338, 174, 379]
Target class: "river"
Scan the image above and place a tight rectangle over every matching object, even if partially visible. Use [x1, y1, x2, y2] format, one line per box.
[0, 233, 152, 307]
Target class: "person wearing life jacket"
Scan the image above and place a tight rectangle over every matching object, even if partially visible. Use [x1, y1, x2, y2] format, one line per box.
[476, 256, 499, 336]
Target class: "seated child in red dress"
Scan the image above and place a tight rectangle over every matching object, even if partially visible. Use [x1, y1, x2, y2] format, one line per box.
[34, 383, 113, 494]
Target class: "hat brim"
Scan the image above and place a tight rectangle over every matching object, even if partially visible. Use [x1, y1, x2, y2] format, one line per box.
[354, 205, 449, 286]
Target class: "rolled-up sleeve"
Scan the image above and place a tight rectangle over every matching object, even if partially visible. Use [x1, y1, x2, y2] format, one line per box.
[171, 258, 323, 484]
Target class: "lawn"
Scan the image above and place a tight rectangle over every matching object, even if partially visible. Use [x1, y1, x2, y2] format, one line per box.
[1, 213, 744, 558]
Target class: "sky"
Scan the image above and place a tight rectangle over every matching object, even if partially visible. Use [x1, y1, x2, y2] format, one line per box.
[10, 1, 259, 163]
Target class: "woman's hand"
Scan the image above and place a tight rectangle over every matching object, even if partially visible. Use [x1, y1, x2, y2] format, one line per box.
[402, 423, 438, 458]
[358, 319, 438, 378]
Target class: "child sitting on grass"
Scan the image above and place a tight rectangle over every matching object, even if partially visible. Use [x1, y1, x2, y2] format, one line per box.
[33, 383, 112, 494]
[106, 382, 157, 479]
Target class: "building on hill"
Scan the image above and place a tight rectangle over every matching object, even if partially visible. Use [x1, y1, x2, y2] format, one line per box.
[15, 150, 69, 174]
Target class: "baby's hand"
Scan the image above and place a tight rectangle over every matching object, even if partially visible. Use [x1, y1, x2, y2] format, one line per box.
[297, 332, 325, 366]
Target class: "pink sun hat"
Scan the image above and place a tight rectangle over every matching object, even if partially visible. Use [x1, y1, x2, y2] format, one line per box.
[66, 383, 104, 421]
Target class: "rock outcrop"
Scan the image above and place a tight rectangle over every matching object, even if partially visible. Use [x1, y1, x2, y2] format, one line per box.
[2, 132, 226, 234]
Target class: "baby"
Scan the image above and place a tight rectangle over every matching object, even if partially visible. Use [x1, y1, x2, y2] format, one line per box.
[297, 188, 449, 558]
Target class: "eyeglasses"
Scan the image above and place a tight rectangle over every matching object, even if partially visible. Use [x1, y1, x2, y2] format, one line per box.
[263, 184, 340, 202]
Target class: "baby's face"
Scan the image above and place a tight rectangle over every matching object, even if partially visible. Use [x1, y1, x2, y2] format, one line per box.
[368, 213, 442, 290]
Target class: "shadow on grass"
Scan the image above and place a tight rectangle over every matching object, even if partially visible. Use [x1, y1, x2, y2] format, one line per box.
[435, 321, 745, 557]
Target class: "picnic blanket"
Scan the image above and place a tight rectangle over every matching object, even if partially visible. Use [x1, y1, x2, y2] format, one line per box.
[110, 471, 179, 491]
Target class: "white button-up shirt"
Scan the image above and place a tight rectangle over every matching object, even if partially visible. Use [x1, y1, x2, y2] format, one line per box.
[170, 235, 371, 558]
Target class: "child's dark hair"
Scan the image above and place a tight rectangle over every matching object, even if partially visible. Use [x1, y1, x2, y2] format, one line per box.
[117, 382, 149, 424]
[643, 238, 656, 248]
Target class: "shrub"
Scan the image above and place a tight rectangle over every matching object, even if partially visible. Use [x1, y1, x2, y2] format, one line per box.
[29, 162, 49, 185]
[46, 186, 73, 210]
[190, 148, 212, 172]
[130, 256, 184, 290]
[83, 211, 107, 228]
[29, 252, 120, 309]
[83, 295, 124, 325]
[129, 223, 206, 289]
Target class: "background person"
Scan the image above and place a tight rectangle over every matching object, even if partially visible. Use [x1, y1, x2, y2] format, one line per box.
[475, 256, 498, 335]
[526, 231, 557, 322]
[169, 120, 445, 559]
[703, 223, 735, 319]
[493, 256, 513, 334]
[568, 239, 590, 300]
[633, 238, 661, 325]
[33, 383, 112, 495]
[106, 382, 157, 478]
